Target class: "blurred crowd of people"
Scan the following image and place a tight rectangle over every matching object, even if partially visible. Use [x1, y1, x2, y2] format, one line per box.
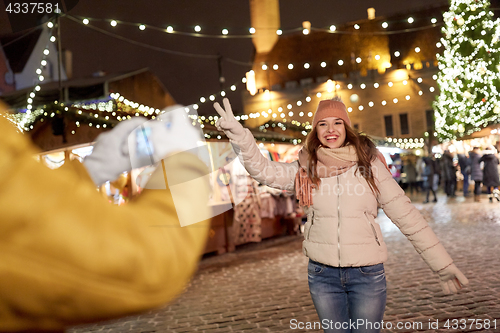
[391, 145, 500, 203]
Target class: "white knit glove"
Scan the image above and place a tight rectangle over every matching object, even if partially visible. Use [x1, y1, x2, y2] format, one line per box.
[437, 263, 469, 294]
[83, 117, 148, 185]
[84, 105, 202, 185]
[213, 98, 246, 141]
[128, 104, 202, 170]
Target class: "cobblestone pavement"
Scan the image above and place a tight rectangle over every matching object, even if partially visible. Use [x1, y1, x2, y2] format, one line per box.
[69, 192, 500, 333]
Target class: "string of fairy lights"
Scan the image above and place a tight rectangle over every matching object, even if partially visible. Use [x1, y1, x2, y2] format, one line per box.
[67, 13, 442, 128]
[70, 14, 443, 38]
[9, 69, 432, 150]
[6, 17, 437, 150]
[67, 12, 444, 72]
[18, 21, 57, 130]
[65, 12, 445, 86]
[6, 21, 57, 131]
[6, 7, 459, 150]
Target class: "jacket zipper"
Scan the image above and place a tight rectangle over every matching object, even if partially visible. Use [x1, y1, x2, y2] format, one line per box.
[337, 176, 341, 266]
[307, 211, 314, 240]
[365, 213, 381, 246]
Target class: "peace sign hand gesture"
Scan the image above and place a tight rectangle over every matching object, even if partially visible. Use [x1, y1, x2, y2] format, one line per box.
[213, 98, 246, 141]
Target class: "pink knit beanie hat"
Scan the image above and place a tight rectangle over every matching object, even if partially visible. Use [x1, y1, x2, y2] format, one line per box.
[312, 99, 351, 128]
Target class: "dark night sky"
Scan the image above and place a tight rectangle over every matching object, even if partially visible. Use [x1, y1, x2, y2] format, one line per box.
[2, 0, 456, 113]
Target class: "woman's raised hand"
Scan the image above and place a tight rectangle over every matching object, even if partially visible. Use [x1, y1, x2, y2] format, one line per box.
[213, 98, 246, 141]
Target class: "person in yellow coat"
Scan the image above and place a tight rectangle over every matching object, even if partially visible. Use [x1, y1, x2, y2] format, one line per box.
[0, 101, 211, 332]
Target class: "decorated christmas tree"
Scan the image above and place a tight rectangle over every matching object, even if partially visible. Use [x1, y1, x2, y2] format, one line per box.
[434, 0, 500, 141]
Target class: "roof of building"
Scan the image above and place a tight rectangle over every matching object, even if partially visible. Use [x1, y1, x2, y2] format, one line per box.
[0, 26, 42, 73]
[0, 68, 154, 109]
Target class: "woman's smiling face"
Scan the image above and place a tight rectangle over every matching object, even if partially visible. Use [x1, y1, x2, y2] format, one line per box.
[316, 117, 346, 149]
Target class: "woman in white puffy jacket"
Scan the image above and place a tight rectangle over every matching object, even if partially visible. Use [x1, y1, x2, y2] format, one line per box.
[213, 98, 468, 333]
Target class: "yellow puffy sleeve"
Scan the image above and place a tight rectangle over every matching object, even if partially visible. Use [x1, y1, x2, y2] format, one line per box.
[0, 103, 210, 331]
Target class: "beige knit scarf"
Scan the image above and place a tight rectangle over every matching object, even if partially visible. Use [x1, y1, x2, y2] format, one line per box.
[294, 145, 358, 207]
[294, 145, 389, 206]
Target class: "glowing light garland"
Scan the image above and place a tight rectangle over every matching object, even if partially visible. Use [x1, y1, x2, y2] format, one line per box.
[192, 73, 432, 149]
[6, 11, 448, 147]
[9, 94, 155, 132]
[8, 81, 430, 147]
[199, 75, 432, 123]
[433, 0, 500, 141]
[68, 12, 440, 120]
[72, 14, 443, 38]
[6, 20, 58, 132]
[24, 21, 57, 115]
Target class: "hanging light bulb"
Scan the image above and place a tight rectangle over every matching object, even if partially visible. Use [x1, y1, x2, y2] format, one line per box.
[302, 21, 311, 35]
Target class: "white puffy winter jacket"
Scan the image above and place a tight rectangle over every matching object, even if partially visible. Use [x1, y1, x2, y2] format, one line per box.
[230, 128, 453, 272]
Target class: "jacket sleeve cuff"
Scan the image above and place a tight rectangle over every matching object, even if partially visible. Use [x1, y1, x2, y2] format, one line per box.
[418, 241, 454, 273]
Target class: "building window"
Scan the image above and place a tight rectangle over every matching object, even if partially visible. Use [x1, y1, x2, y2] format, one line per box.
[426, 109, 435, 131]
[384, 115, 393, 136]
[399, 113, 409, 135]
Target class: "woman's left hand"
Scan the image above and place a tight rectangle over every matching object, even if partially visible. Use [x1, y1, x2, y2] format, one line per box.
[437, 263, 469, 294]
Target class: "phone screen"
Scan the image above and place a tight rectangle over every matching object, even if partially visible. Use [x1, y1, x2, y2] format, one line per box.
[136, 125, 154, 157]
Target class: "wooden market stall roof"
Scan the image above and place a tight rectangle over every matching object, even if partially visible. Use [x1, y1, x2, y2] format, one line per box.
[0, 68, 177, 152]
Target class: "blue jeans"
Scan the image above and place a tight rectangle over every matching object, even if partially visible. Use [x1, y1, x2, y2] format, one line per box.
[308, 260, 387, 333]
